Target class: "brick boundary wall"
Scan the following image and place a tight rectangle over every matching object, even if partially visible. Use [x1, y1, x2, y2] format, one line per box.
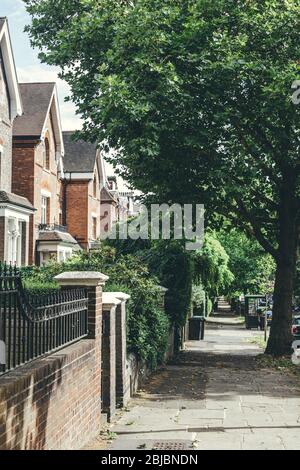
[0, 340, 100, 450]
[0, 271, 108, 450]
[115, 295, 131, 409]
[101, 306, 116, 422]
[125, 328, 175, 399]
[125, 354, 152, 398]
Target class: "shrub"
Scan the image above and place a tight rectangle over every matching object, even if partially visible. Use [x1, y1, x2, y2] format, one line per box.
[103, 255, 170, 368]
[23, 279, 60, 296]
[21, 248, 170, 368]
[192, 284, 206, 316]
[105, 236, 194, 351]
[207, 298, 213, 316]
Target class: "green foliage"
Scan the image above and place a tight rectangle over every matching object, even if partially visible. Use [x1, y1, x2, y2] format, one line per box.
[191, 284, 206, 316]
[22, 279, 60, 296]
[24, 0, 300, 354]
[191, 284, 213, 318]
[22, 247, 170, 368]
[145, 240, 194, 329]
[207, 298, 213, 316]
[104, 276, 170, 369]
[104, 221, 194, 331]
[20, 265, 61, 295]
[106, 230, 232, 327]
[218, 229, 276, 296]
[24, 0, 300, 251]
[193, 233, 234, 298]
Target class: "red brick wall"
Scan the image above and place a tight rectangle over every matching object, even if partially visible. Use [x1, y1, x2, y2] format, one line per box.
[0, 339, 102, 450]
[88, 164, 101, 241]
[12, 144, 36, 263]
[12, 117, 64, 264]
[65, 181, 89, 249]
[11, 144, 35, 204]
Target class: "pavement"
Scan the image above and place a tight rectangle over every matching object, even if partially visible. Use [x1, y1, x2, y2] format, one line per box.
[93, 311, 300, 450]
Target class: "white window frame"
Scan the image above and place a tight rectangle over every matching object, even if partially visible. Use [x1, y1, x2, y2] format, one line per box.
[41, 196, 48, 225]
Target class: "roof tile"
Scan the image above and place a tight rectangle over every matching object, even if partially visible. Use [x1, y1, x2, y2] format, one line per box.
[63, 131, 98, 173]
[0, 191, 34, 210]
[13, 83, 55, 137]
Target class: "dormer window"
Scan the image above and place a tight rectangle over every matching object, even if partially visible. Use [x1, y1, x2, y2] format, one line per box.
[43, 138, 50, 170]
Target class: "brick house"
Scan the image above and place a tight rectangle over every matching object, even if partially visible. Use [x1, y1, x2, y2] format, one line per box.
[0, 18, 34, 265]
[100, 186, 118, 236]
[100, 174, 140, 238]
[12, 82, 80, 265]
[63, 131, 102, 251]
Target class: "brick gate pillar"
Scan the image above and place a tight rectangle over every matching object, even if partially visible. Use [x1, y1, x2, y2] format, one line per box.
[101, 293, 121, 422]
[54, 271, 109, 425]
[114, 292, 131, 408]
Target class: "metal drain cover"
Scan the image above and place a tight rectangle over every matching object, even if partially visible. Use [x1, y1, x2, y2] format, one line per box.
[152, 441, 188, 450]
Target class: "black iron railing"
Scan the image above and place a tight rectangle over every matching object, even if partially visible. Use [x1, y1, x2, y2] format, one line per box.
[38, 223, 68, 233]
[0, 264, 88, 375]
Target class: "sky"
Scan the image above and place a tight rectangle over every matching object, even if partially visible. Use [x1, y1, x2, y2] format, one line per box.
[1, 0, 130, 190]
[1, 0, 81, 130]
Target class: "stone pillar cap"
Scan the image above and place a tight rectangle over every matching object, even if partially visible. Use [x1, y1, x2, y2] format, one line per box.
[102, 292, 122, 308]
[113, 292, 131, 301]
[54, 271, 109, 287]
[157, 285, 168, 293]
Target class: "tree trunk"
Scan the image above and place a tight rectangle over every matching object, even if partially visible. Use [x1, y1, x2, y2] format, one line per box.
[265, 174, 298, 356]
[265, 256, 296, 356]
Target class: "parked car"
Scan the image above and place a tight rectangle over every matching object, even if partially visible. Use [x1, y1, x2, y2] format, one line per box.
[292, 316, 300, 338]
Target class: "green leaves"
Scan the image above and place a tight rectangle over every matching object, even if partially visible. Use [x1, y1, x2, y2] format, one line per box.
[22, 246, 170, 367]
[218, 228, 276, 296]
[24, 1, 300, 312]
[193, 232, 234, 297]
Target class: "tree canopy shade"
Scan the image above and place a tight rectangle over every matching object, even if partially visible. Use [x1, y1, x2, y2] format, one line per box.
[193, 233, 234, 299]
[218, 229, 276, 297]
[24, 0, 300, 355]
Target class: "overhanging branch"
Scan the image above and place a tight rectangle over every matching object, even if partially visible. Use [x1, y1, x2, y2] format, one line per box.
[235, 198, 279, 261]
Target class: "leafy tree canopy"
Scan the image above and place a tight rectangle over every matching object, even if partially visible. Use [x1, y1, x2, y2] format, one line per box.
[218, 229, 276, 297]
[193, 232, 234, 298]
[24, 0, 300, 355]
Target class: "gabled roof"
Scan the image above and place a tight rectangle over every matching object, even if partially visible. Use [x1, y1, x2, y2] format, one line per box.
[0, 17, 22, 118]
[13, 82, 65, 164]
[0, 18, 6, 34]
[13, 82, 55, 137]
[101, 186, 117, 204]
[63, 131, 98, 174]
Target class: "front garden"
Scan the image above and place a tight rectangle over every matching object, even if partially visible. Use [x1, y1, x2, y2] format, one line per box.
[21, 229, 237, 370]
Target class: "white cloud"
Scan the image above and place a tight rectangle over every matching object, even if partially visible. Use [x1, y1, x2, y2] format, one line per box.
[3, 0, 26, 20]
[17, 65, 82, 131]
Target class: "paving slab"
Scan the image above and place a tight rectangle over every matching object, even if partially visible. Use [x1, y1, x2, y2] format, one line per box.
[86, 320, 300, 451]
